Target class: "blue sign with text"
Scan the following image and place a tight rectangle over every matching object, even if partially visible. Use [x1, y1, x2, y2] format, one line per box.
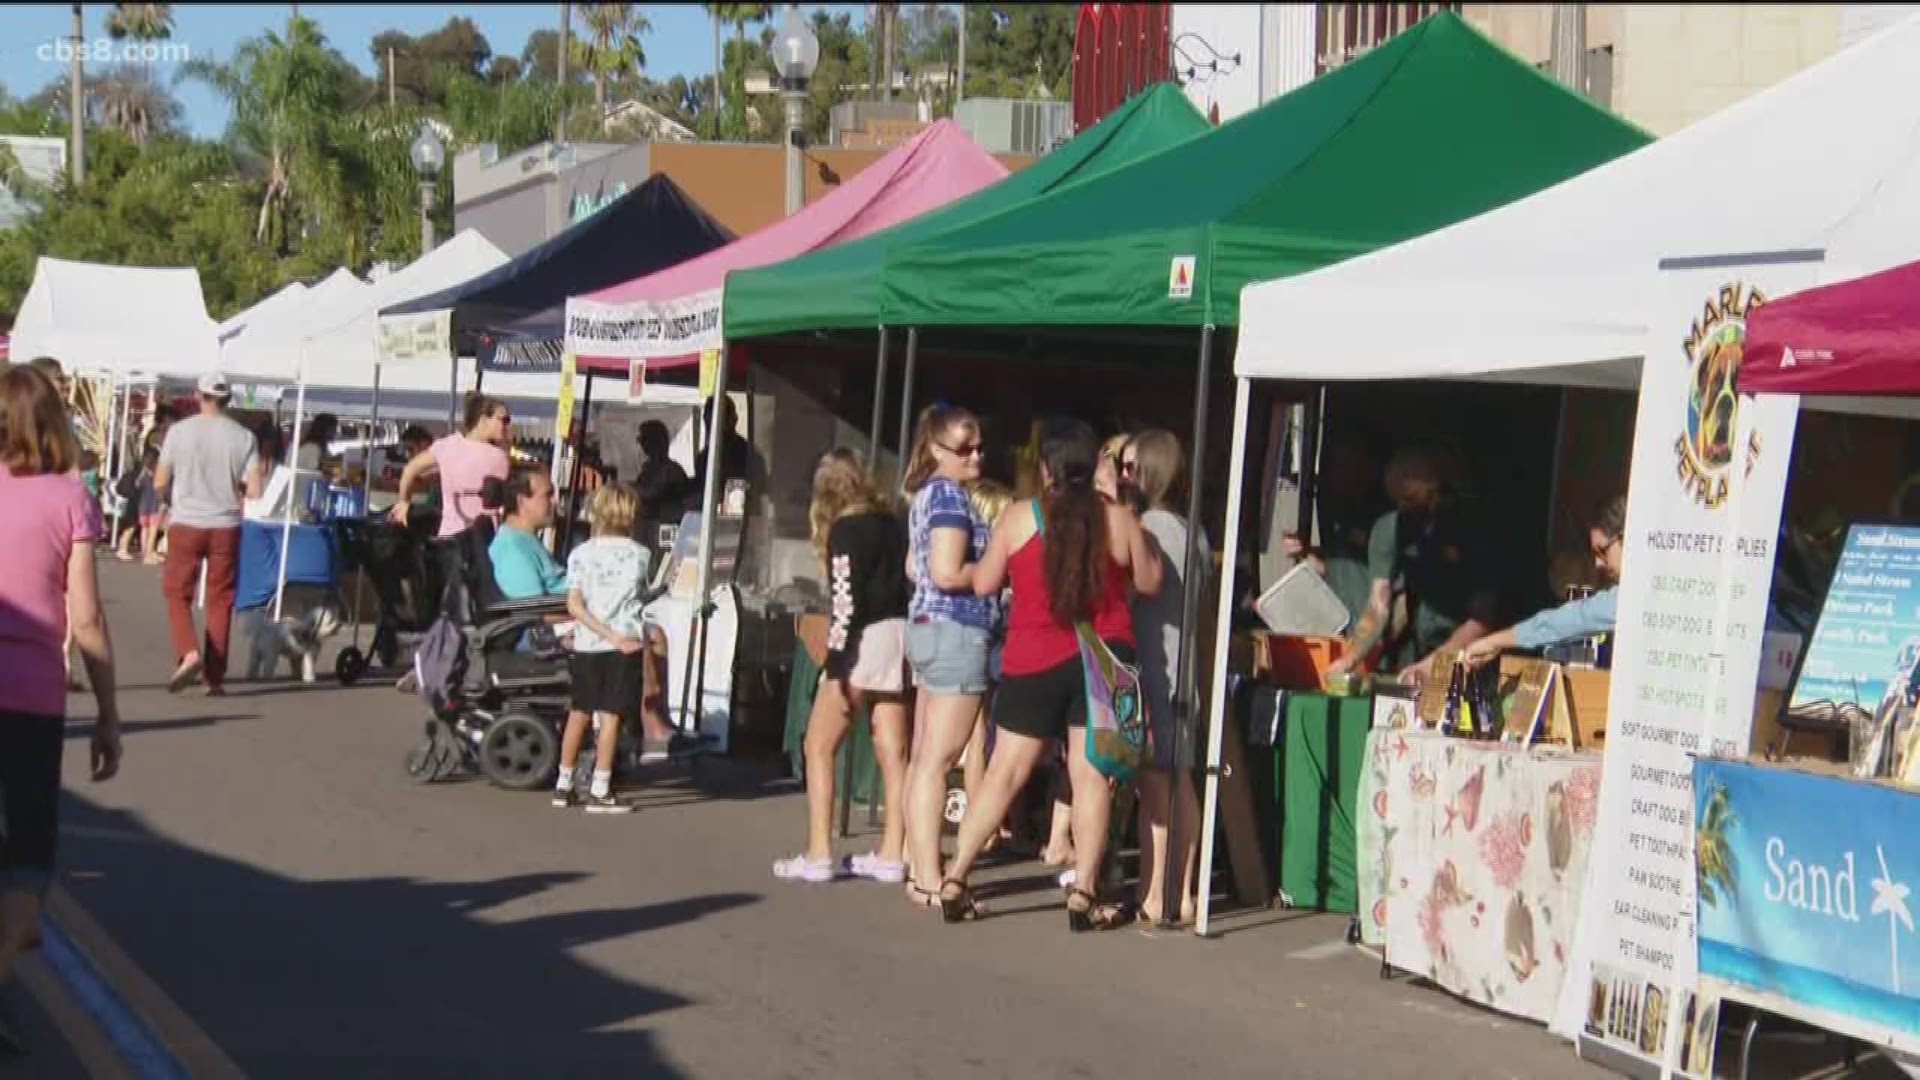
[1695, 758, 1920, 1049]
[1791, 524, 1920, 716]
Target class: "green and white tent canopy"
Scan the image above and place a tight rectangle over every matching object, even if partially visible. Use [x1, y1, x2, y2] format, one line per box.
[876, 11, 1651, 331]
[721, 82, 1210, 341]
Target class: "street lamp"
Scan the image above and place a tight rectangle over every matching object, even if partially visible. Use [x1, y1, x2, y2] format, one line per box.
[772, 5, 820, 216]
[409, 121, 446, 255]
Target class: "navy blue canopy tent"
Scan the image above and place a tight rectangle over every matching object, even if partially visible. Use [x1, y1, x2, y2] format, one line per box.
[381, 172, 733, 364]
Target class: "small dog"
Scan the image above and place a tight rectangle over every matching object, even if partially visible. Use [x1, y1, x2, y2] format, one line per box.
[239, 605, 342, 683]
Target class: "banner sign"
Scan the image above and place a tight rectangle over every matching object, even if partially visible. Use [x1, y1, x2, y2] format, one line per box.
[375, 309, 453, 365]
[1695, 758, 1920, 1054]
[1567, 253, 1818, 1074]
[480, 336, 565, 374]
[565, 289, 722, 361]
[1791, 523, 1920, 722]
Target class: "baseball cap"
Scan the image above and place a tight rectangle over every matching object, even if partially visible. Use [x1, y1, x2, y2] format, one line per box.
[197, 371, 232, 397]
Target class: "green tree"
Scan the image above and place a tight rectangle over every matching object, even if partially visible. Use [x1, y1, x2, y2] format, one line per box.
[370, 17, 493, 108]
[573, 4, 652, 132]
[963, 5, 1074, 100]
[105, 2, 175, 81]
[805, 11, 872, 142]
[92, 64, 182, 145]
[710, 4, 772, 139]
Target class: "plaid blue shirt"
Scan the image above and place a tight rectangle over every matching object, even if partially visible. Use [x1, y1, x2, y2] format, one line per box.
[907, 477, 998, 632]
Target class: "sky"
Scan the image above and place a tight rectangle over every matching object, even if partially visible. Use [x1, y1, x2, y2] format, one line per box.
[0, 4, 868, 139]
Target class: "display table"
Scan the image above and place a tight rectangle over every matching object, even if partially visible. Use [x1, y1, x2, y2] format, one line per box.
[1357, 728, 1602, 1026]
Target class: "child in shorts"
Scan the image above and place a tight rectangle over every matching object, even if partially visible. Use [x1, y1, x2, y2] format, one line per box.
[554, 483, 653, 814]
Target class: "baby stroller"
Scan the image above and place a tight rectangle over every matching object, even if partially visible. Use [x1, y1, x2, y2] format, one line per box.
[332, 512, 442, 685]
[404, 481, 656, 791]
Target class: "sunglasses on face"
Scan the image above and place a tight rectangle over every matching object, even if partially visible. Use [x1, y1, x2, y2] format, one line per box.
[1591, 536, 1621, 560]
[936, 440, 982, 459]
[1120, 457, 1138, 475]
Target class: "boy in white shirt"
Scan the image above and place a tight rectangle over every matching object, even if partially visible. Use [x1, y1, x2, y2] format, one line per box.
[554, 484, 653, 813]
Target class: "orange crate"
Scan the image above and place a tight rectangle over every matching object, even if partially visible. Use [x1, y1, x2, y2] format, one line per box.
[1259, 634, 1350, 690]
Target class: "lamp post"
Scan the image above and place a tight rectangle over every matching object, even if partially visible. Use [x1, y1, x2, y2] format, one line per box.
[409, 121, 446, 256]
[773, 5, 820, 216]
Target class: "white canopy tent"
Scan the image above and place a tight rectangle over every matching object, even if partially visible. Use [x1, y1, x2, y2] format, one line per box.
[1193, 12, 1920, 936]
[9, 256, 219, 377]
[221, 269, 367, 382]
[217, 281, 308, 347]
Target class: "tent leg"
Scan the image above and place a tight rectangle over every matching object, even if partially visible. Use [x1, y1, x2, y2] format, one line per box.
[869, 327, 890, 464]
[275, 361, 310, 623]
[350, 366, 383, 656]
[687, 346, 732, 748]
[472, 358, 485, 396]
[1298, 388, 1324, 539]
[1161, 324, 1214, 931]
[895, 328, 918, 491]
[1196, 375, 1253, 939]
[103, 373, 124, 548]
[448, 353, 460, 430]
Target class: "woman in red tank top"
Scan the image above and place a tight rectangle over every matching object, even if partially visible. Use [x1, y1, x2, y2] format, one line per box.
[936, 420, 1162, 931]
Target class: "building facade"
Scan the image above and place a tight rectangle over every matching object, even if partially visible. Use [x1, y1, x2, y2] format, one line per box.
[453, 138, 1032, 257]
[1076, 4, 1895, 137]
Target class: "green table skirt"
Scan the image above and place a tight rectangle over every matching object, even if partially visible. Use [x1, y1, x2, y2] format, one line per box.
[1246, 690, 1369, 913]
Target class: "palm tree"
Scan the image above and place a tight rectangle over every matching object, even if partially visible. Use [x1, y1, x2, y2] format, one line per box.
[709, 4, 771, 138]
[178, 14, 350, 246]
[1873, 844, 1914, 994]
[573, 4, 651, 133]
[94, 65, 180, 145]
[1693, 782, 1738, 909]
[105, 3, 173, 71]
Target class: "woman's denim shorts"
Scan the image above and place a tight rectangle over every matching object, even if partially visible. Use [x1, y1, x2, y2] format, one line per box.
[905, 618, 993, 695]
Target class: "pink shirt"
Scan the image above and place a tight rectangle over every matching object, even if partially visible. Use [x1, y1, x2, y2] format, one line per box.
[0, 465, 104, 718]
[430, 433, 511, 538]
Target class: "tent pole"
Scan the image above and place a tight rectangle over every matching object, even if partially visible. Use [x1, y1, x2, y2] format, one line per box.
[1195, 374, 1252, 938]
[1161, 323, 1214, 931]
[447, 351, 459, 431]
[472, 355, 485, 396]
[869, 327, 890, 463]
[275, 350, 310, 622]
[349, 364, 384, 658]
[103, 372, 125, 547]
[687, 345, 731, 747]
[895, 328, 918, 492]
[560, 370, 594, 554]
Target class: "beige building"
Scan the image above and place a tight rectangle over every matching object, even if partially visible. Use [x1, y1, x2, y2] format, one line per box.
[1306, 4, 1896, 137]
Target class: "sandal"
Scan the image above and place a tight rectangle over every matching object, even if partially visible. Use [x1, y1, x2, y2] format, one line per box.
[1066, 888, 1131, 933]
[905, 882, 942, 909]
[938, 879, 986, 924]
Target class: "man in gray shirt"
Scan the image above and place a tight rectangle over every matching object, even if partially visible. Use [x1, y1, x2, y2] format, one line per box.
[155, 372, 262, 695]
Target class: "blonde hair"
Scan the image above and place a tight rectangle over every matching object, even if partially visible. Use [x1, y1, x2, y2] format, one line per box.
[810, 448, 892, 563]
[1126, 428, 1185, 511]
[902, 403, 979, 493]
[966, 479, 1014, 526]
[588, 482, 638, 537]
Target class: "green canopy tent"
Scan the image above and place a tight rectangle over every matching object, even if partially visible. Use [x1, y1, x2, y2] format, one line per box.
[722, 82, 1210, 455]
[869, 11, 1650, 933]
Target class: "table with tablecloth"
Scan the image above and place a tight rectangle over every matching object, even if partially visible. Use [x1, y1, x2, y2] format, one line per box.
[236, 518, 340, 612]
[1356, 728, 1603, 1025]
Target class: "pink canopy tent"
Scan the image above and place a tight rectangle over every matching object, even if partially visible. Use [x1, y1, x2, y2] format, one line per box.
[565, 119, 1007, 373]
[1742, 259, 1920, 396]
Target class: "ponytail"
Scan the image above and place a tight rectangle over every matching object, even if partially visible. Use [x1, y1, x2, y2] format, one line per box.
[1038, 419, 1108, 626]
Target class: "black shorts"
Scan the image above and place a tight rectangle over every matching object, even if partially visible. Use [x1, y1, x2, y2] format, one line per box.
[994, 641, 1136, 744]
[0, 712, 65, 897]
[569, 650, 645, 721]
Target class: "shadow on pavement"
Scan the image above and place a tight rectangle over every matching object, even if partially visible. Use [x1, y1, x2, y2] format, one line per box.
[55, 796, 758, 1077]
[63, 716, 253, 739]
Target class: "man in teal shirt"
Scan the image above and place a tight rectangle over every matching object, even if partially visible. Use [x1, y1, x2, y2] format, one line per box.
[490, 469, 565, 599]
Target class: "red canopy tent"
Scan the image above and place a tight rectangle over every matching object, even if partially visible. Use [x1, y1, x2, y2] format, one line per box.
[1743, 259, 1920, 396]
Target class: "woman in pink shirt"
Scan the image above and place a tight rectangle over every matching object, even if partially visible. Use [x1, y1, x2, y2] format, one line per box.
[390, 394, 513, 538]
[0, 364, 122, 1034]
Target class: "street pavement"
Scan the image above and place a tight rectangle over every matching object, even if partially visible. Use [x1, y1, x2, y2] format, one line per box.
[13, 559, 1628, 1078]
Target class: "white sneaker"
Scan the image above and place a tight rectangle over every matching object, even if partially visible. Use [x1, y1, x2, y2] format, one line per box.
[582, 792, 633, 814]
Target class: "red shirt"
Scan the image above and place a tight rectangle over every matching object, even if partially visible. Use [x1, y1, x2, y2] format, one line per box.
[1000, 533, 1133, 676]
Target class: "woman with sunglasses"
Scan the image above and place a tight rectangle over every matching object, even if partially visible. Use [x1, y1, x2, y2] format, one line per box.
[900, 404, 998, 908]
[1462, 495, 1626, 668]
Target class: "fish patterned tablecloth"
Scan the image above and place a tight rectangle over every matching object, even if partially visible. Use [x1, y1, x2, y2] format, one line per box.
[1356, 729, 1603, 1026]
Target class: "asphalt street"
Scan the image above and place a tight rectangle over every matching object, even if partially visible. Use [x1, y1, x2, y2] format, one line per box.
[11, 560, 1631, 1078]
